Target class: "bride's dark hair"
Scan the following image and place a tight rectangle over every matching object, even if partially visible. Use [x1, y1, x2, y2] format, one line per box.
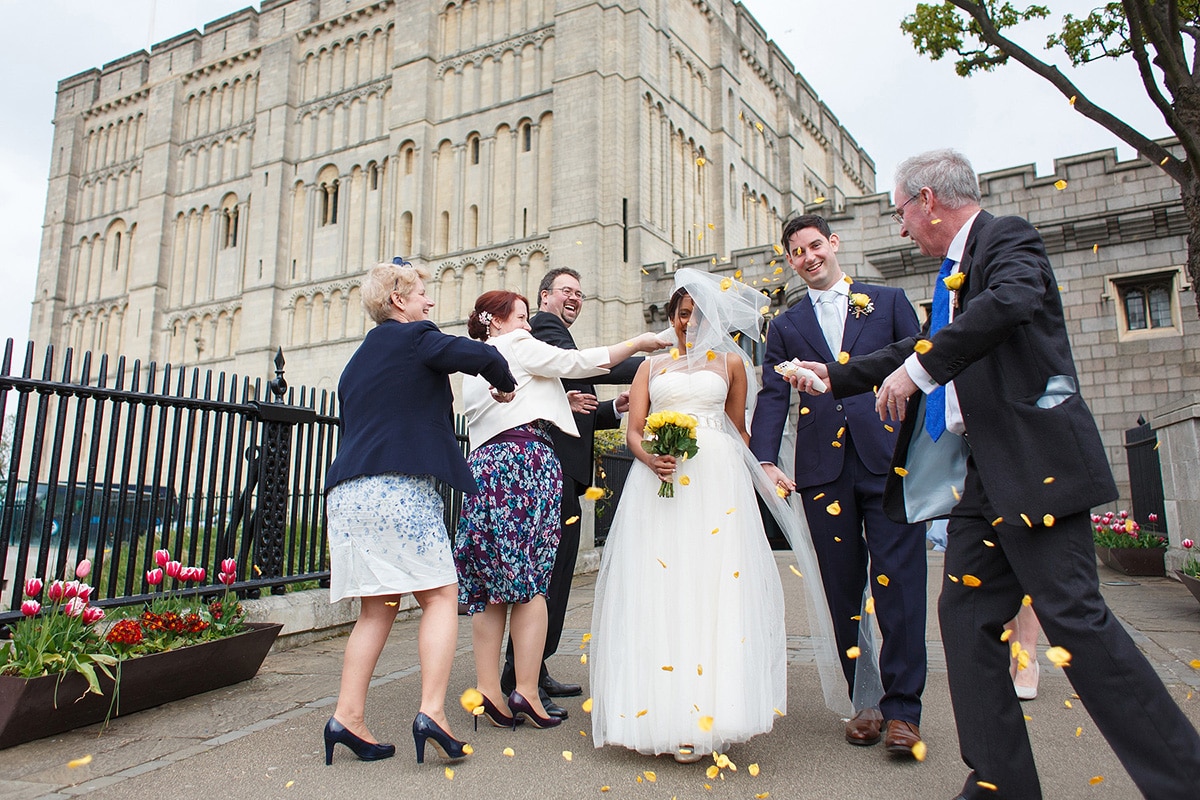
[666, 287, 691, 320]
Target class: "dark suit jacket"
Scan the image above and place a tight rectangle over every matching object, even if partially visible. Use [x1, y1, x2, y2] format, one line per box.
[750, 282, 920, 489]
[828, 212, 1117, 524]
[326, 319, 516, 494]
[529, 311, 641, 490]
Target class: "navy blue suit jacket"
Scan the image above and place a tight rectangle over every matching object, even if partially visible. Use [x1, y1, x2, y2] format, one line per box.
[750, 282, 920, 489]
[326, 319, 516, 494]
[828, 212, 1117, 523]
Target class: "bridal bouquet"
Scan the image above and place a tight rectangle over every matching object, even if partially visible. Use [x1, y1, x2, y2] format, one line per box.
[642, 410, 700, 498]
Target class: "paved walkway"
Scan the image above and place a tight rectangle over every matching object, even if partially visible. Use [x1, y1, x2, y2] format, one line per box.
[2, 552, 1198, 800]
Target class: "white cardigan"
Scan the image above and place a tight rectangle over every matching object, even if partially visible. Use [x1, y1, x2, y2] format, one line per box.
[462, 329, 610, 450]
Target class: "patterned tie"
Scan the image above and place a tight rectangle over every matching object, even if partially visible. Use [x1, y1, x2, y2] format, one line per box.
[815, 292, 843, 357]
[924, 257, 956, 441]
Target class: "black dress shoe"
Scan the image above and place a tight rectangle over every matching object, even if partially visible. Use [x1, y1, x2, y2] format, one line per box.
[540, 673, 582, 697]
[540, 687, 568, 719]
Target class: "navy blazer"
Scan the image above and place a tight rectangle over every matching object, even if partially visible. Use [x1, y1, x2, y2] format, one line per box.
[325, 319, 516, 494]
[828, 212, 1118, 524]
[750, 282, 920, 489]
[529, 311, 642, 489]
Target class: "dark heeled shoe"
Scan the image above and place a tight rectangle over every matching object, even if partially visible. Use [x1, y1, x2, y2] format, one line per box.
[413, 712, 469, 764]
[474, 694, 525, 731]
[323, 717, 396, 765]
[508, 690, 563, 729]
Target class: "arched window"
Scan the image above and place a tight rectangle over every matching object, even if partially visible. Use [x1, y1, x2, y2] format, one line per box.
[521, 122, 531, 152]
[470, 135, 480, 165]
[112, 232, 122, 271]
[318, 166, 341, 226]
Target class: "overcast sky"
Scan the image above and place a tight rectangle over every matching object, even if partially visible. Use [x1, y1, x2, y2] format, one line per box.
[0, 0, 1170, 354]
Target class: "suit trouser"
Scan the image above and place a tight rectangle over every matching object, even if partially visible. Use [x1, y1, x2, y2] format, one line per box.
[800, 433, 927, 724]
[505, 477, 581, 677]
[942, 455, 1200, 799]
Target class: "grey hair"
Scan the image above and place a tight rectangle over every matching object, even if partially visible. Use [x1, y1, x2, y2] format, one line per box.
[894, 149, 981, 208]
[360, 261, 432, 323]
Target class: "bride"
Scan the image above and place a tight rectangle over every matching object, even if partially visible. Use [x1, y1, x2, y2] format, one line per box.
[589, 268, 847, 762]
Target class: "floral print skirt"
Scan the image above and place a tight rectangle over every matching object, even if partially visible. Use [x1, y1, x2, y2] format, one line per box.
[454, 425, 563, 614]
[326, 473, 456, 602]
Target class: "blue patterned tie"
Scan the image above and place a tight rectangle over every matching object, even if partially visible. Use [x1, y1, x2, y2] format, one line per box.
[924, 257, 956, 441]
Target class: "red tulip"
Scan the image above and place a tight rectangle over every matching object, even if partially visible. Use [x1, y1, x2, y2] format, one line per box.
[23, 578, 43, 598]
[1119, 510, 1128, 518]
[1184, 539, 1195, 550]
[64, 597, 86, 617]
[1148, 513, 1158, 522]
[82, 606, 105, 625]
[21, 600, 41, 617]
[218, 572, 236, 586]
[62, 580, 80, 599]
[77, 584, 93, 604]
[221, 558, 237, 575]
[194, 568, 206, 583]
[154, 549, 171, 567]
[165, 560, 183, 579]
[46, 581, 66, 601]
[75, 559, 92, 579]
[146, 568, 164, 585]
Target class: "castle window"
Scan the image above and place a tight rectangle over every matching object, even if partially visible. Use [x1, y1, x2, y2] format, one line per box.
[470, 135, 480, 165]
[521, 123, 531, 153]
[1107, 268, 1186, 339]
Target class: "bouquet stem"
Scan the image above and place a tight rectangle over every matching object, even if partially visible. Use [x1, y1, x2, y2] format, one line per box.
[658, 479, 674, 498]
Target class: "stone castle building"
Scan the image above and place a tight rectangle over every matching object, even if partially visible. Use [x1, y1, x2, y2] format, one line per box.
[31, 0, 873, 395]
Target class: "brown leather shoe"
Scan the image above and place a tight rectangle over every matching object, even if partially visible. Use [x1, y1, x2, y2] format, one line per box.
[844, 708, 883, 746]
[884, 719, 922, 756]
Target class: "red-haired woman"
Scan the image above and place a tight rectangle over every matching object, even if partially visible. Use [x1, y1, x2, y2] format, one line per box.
[454, 290, 664, 730]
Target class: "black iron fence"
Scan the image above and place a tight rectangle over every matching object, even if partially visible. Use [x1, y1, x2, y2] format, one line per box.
[0, 341, 340, 625]
[1124, 414, 1167, 533]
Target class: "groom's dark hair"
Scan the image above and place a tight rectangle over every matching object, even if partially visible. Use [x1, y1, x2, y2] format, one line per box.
[781, 214, 833, 250]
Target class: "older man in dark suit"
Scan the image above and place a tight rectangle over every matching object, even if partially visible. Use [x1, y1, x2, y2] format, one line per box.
[750, 214, 926, 756]
[797, 149, 1200, 799]
[499, 267, 642, 717]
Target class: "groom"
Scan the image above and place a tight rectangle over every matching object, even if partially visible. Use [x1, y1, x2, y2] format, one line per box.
[750, 214, 927, 757]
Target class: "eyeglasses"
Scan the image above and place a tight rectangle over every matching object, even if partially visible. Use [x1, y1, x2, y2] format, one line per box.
[891, 193, 921, 226]
[552, 286, 586, 301]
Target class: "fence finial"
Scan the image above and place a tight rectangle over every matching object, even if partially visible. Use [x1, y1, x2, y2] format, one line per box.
[269, 348, 287, 401]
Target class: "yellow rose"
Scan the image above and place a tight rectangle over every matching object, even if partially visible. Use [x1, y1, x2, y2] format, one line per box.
[943, 272, 965, 291]
[849, 292, 870, 308]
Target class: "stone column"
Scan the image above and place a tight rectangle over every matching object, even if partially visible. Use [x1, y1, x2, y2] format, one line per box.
[1152, 396, 1200, 573]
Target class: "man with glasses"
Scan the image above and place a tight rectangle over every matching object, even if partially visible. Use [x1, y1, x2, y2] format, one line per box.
[499, 267, 644, 717]
[750, 214, 926, 758]
[795, 149, 1200, 799]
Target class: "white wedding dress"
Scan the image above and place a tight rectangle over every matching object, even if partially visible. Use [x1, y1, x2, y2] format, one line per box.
[590, 362, 786, 755]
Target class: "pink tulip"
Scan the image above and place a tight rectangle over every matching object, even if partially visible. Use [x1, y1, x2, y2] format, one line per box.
[1119, 510, 1128, 518]
[1148, 513, 1159, 522]
[1184, 539, 1195, 550]
[63, 597, 86, 617]
[77, 585, 92, 604]
[165, 560, 183, 579]
[75, 559, 92, 579]
[154, 549, 171, 567]
[62, 580, 80, 600]
[23, 578, 43, 598]
[193, 568, 206, 583]
[46, 581, 66, 602]
[221, 558, 237, 575]
[21, 600, 41, 617]
[82, 606, 105, 625]
[146, 568, 164, 586]
[218, 572, 236, 586]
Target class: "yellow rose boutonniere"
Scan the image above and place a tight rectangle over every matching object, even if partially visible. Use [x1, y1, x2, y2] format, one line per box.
[943, 272, 965, 292]
[848, 292, 874, 319]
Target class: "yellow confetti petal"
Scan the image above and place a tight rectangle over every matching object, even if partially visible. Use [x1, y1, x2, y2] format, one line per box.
[1075, 727, 1083, 737]
[696, 157, 706, 166]
[1092, 243, 1100, 254]
[657, 558, 667, 568]
[680, 475, 691, 485]
[715, 754, 731, 769]
[952, 486, 961, 501]
[582, 697, 593, 712]
[837, 351, 850, 364]
[983, 539, 995, 547]
[697, 664, 703, 675]
[462, 743, 474, 754]
[749, 763, 760, 776]
[912, 740, 927, 761]
[1053, 179, 1068, 191]
[1043, 476, 1055, 484]
[800, 407, 811, 415]
[834, 536, 842, 542]
[894, 467, 909, 477]
[584, 486, 604, 501]
[641, 267, 649, 275]
[884, 424, 894, 432]
[851, 614, 862, 621]
[949, 574, 959, 582]
[733, 571, 740, 578]
[977, 781, 998, 791]
[581, 653, 588, 664]
[913, 339, 932, 354]
[1069, 95, 1077, 105]
[503, 746, 515, 757]
[706, 765, 719, 779]
[1161, 155, 1170, 165]
[962, 574, 982, 587]
[253, 564, 263, 575]
[698, 715, 715, 732]
[1020, 513, 1032, 528]
[285, 781, 294, 788]
[460, 687, 484, 712]
[644, 770, 657, 782]
[576, 240, 583, 245]
[813, 492, 825, 500]
[1043, 514, 1055, 527]
[773, 266, 784, 275]
[826, 500, 842, 516]
[755, 794, 771, 799]
[1022, 594, 1033, 607]
[726, 507, 736, 514]
[1190, 659, 1200, 669]
[1089, 776, 1104, 785]
[773, 707, 785, 716]
[877, 574, 890, 587]
[445, 767, 455, 780]
[68, 755, 93, 769]
[789, 564, 802, 577]
[1046, 646, 1072, 668]
[992, 517, 1004, 526]
[772, 244, 783, 256]
[582, 632, 592, 643]
[706, 350, 717, 361]
[636, 776, 643, 783]
[670, 347, 680, 360]
[846, 646, 862, 659]
[865, 596, 875, 614]
[1000, 629, 1012, 642]
[662, 665, 674, 671]
[831, 441, 842, 448]
[734, 269, 743, 278]
[931, 218, 942, 225]
[636, 709, 648, 718]
[601, 787, 610, 792]
[565, 515, 580, 525]
[1064, 699, 1072, 708]
[562, 750, 573, 761]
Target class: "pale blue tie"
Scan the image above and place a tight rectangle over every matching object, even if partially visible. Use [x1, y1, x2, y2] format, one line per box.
[924, 258, 955, 441]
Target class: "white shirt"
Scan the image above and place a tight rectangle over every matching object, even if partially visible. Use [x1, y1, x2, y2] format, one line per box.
[808, 279, 849, 355]
[462, 329, 611, 450]
[904, 211, 980, 436]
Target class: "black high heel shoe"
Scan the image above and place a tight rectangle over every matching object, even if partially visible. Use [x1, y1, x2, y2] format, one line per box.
[507, 690, 563, 729]
[474, 694, 525, 731]
[413, 712, 469, 764]
[323, 717, 396, 765]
